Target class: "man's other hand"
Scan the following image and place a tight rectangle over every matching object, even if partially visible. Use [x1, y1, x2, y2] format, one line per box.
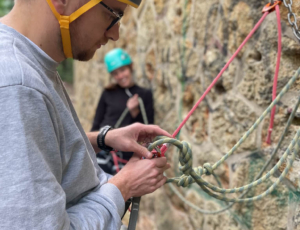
[108, 153, 170, 201]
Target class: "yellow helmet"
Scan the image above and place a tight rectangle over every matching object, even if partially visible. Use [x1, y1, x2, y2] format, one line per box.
[46, 0, 142, 58]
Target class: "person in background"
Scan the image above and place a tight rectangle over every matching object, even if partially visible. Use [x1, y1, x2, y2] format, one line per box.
[91, 48, 154, 174]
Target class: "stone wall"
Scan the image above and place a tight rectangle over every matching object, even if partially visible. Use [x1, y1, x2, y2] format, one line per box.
[74, 0, 300, 229]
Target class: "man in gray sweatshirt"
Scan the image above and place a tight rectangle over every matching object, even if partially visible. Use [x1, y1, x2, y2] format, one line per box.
[0, 0, 171, 229]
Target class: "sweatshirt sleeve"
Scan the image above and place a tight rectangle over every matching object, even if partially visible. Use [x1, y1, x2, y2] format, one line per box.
[91, 92, 107, 131]
[0, 85, 124, 230]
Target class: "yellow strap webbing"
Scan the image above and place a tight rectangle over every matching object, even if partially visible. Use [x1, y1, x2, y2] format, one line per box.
[70, 0, 102, 22]
[46, 0, 102, 58]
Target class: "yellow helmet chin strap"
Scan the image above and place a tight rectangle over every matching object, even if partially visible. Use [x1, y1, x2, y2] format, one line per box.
[46, 0, 103, 58]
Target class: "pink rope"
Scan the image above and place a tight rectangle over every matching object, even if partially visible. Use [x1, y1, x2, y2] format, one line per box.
[160, 11, 270, 156]
[116, 157, 128, 164]
[111, 151, 120, 173]
[266, 5, 282, 144]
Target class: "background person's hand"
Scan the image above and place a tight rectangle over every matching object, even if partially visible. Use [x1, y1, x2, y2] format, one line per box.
[126, 94, 139, 111]
[105, 123, 171, 159]
[108, 153, 170, 201]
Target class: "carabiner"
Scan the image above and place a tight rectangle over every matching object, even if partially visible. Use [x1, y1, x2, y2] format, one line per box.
[262, 1, 282, 13]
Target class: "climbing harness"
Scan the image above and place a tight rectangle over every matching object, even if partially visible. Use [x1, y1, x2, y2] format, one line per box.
[128, 197, 141, 230]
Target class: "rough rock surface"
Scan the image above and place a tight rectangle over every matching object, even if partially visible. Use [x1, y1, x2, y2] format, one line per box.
[74, 0, 300, 229]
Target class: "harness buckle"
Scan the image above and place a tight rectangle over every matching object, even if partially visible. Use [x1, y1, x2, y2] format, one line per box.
[262, 1, 282, 13]
[59, 16, 70, 29]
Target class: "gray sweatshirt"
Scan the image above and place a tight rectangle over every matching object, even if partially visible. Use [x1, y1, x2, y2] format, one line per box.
[0, 23, 125, 229]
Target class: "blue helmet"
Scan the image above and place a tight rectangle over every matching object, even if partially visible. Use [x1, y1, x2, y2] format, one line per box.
[104, 48, 133, 73]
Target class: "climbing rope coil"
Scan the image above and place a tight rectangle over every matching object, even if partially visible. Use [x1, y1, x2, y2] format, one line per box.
[149, 68, 300, 204]
[144, 1, 300, 214]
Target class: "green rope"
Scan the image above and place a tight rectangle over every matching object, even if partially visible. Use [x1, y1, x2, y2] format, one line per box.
[114, 97, 148, 128]
[176, 0, 189, 140]
[192, 93, 300, 214]
[138, 97, 148, 125]
[148, 68, 300, 204]
[115, 108, 130, 128]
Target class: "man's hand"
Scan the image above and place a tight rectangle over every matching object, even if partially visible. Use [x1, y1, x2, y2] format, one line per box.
[108, 153, 170, 201]
[105, 123, 171, 159]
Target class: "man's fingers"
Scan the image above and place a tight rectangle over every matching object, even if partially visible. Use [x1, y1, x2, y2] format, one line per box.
[159, 163, 171, 171]
[129, 153, 142, 162]
[156, 176, 167, 189]
[151, 157, 168, 168]
[132, 142, 152, 159]
[156, 163, 171, 175]
[141, 125, 172, 138]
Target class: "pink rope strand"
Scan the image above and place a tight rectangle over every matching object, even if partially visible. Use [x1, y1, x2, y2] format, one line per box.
[111, 151, 120, 173]
[160, 11, 270, 156]
[266, 5, 282, 144]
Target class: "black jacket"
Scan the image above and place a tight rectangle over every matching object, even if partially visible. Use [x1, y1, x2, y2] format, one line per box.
[91, 84, 154, 131]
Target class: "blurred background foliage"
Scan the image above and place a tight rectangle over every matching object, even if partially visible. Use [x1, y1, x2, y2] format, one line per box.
[0, 0, 13, 16]
[0, 0, 74, 83]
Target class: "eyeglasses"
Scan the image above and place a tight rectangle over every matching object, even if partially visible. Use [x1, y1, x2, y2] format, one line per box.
[100, 2, 123, 31]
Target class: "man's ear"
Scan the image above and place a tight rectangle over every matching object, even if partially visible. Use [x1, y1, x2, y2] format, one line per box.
[50, 0, 68, 15]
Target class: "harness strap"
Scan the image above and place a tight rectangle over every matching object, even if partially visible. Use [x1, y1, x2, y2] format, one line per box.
[127, 197, 141, 230]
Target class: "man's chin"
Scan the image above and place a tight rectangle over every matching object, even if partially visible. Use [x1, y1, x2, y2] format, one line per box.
[74, 50, 97, 62]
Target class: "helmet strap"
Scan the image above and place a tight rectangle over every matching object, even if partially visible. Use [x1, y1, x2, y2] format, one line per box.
[46, 0, 102, 58]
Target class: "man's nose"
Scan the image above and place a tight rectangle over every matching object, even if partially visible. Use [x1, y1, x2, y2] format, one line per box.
[105, 23, 120, 41]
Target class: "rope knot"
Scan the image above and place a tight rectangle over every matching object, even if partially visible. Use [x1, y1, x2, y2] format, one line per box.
[203, 163, 213, 176]
[178, 141, 193, 175]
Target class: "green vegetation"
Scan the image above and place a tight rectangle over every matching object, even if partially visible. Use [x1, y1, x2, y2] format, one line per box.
[58, 59, 74, 84]
[0, 0, 14, 17]
[0, 0, 74, 83]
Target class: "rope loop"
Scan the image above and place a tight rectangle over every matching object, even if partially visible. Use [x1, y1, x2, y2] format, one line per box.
[149, 138, 217, 186]
[151, 67, 300, 206]
[148, 137, 195, 181]
[203, 163, 213, 176]
[149, 137, 216, 186]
